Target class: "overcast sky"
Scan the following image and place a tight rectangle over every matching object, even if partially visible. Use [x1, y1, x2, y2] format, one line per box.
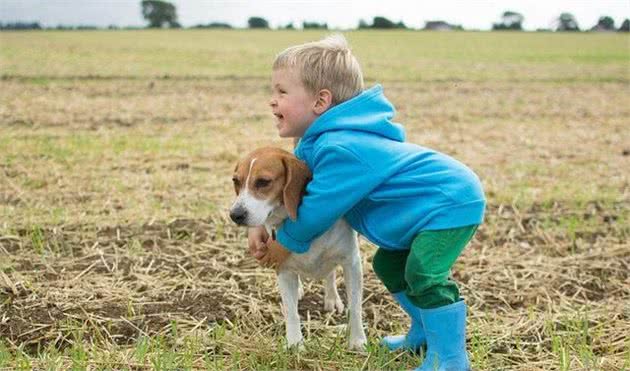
[1, 0, 628, 30]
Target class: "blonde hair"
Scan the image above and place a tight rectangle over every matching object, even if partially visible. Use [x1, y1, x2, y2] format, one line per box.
[273, 34, 364, 105]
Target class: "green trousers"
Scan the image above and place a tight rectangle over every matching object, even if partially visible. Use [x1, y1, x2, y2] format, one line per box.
[372, 225, 478, 309]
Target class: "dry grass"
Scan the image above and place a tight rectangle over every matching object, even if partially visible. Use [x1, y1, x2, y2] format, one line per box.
[1, 30, 629, 370]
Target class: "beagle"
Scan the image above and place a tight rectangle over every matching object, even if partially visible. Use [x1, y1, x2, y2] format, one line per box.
[229, 147, 367, 350]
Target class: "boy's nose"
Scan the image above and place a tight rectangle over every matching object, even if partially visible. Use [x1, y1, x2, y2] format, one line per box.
[269, 98, 277, 107]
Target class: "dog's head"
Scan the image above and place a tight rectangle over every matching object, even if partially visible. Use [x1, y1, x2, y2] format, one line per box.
[229, 147, 311, 227]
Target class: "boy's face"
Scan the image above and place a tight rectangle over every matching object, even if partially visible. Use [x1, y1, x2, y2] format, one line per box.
[270, 68, 318, 138]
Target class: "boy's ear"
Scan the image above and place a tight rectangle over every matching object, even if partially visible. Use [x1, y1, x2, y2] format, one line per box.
[313, 89, 333, 115]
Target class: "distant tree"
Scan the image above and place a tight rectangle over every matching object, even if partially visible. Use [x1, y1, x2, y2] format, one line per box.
[303, 21, 328, 29]
[556, 13, 579, 31]
[359, 17, 406, 29]
[493, 11, 524, 30]
[210, 22, 232, 28]
[372, 16, 396, 29]
[620, 19, 630, 32]
[0, 21, 42, 30]
[141, 0, 179, 28]
[424, 21, 458, 31]
[248, 17, 269, 29]
[282, 22, 295, 30]
[192, 22, 232, 29]
[590, 16, 619, 32]
[595, 16, 615, 30]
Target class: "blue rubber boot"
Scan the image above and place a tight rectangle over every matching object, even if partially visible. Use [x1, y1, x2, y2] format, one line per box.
[381, 292, 426, 351]
[416, 300, 471, 371]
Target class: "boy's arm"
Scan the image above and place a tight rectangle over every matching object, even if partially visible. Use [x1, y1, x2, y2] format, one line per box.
[248, 226, 269, 259]
[276, 145, 385, 253]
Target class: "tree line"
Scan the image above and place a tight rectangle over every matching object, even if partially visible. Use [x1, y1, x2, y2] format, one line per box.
[1, 1, 629, 32]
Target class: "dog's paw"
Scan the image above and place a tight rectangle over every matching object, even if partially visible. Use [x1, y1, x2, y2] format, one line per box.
[348, 335, 368, 352]
[285, 339, 305, 352]
[324, 295, 344, 314]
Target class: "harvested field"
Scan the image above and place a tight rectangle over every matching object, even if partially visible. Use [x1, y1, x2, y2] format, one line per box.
[1, 30, 629, 370]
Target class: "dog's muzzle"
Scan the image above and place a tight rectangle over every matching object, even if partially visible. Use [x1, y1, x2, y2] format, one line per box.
[229, 206, 248, 225]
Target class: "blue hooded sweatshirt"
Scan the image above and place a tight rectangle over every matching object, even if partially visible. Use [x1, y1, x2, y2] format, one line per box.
[276, 85, 486, 254]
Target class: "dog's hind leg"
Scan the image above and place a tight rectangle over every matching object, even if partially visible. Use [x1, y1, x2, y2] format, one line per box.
[297, 275, 304, 301]
[277, 270, 303, 349]
[343, 254, 367, 351]
[324, 270, 344, 314]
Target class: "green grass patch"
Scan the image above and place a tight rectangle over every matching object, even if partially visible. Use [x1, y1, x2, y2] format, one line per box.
[1, 30, 628, 82]
[546, 310, 601, 371]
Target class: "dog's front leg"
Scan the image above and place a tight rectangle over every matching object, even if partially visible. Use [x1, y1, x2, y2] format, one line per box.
[277, 270, 303, 349]
[343, 255, 367, 351]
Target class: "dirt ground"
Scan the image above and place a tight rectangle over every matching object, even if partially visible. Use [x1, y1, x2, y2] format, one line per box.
[1, 73, 629, 369]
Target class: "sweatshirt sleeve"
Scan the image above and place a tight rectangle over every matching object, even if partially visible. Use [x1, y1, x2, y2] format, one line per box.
[276, 145, 384, 253]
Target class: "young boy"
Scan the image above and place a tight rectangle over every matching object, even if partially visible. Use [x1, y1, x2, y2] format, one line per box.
[250, 34, 484, 371]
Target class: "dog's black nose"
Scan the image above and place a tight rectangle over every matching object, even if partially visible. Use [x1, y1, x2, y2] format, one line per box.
[230, 207, 247, 225]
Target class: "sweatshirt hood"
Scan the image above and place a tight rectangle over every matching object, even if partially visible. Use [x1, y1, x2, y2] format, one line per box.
[300, 84, 406, 144]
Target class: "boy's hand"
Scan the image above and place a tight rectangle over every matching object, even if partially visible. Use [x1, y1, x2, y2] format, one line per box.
[248, 226, 270, 260]
[259, 239, 291, 269]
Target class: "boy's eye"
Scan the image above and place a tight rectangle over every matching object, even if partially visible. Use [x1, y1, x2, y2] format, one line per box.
[279, 89, 287, 94]
[254, 178, 271, 188]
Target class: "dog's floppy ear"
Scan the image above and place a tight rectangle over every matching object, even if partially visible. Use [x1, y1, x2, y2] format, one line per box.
[232, 162, 240, 195]
[282, 156, 312, 221]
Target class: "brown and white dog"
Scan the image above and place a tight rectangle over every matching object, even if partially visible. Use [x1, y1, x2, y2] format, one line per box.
[229, 147, 367, 350]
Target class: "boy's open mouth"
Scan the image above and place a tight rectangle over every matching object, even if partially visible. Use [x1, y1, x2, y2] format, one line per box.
[274, 113, 284, 120]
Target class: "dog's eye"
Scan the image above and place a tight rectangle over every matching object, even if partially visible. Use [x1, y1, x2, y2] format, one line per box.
[254, 178, 271, 188]
[232, 177, 241, 188]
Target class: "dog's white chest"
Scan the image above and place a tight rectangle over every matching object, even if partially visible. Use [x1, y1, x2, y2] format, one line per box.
[270, 219, 358, 280]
